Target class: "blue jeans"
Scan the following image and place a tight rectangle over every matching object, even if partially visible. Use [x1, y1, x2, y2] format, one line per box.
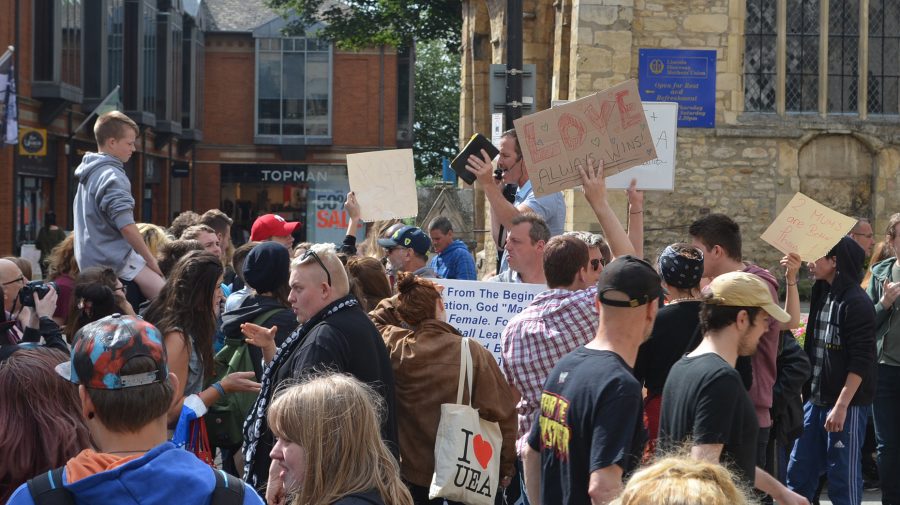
[874, 364, 900, 504]
[787, 402, 868, 505]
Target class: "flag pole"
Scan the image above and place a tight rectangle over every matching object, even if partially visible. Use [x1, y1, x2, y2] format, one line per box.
[74, 84, 121, 136]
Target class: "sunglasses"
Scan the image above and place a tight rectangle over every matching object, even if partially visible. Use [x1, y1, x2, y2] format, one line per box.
[301, 249, 332, 287]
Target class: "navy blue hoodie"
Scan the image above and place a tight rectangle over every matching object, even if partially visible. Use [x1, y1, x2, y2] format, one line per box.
[804, 236, 877, 406]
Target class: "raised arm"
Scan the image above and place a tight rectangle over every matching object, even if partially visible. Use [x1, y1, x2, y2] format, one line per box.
[579, 156, 635, 259]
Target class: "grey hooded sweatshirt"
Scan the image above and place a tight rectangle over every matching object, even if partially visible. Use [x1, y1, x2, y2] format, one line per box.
[73, 152, 136, 270]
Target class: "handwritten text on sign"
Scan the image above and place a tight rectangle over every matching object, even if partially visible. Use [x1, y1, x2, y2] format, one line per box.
[513, 80, 658, 197]
[760, 192, 858, 262]
[606, 101, 678, 191]
[440, 279, 546, 365]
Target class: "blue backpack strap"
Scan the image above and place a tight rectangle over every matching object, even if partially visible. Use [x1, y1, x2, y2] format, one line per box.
[211, 469, 244, 505]
[27, 467, 74, 505]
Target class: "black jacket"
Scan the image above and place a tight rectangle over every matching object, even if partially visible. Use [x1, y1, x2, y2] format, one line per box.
[220, 295, 296, 379]
[804, 236, 877, 406]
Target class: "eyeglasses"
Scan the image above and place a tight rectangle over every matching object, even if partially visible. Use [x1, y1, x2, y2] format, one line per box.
[114, 285, 127, 293]
[301, 249, 332, 287]
[851, 232, 874, 239]
[1, 276, 25, 287]
[590, 259, 601, 271]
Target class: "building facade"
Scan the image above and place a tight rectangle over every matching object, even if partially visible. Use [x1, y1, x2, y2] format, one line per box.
[462, 0, 900, 274]
[197, 0, 412, 245]
[0, 0, 412, 257]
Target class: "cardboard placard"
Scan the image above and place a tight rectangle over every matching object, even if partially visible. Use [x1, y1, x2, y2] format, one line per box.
[513, 80, 658, 197]
[760, 192, 858, 262]
[441, 279, 546, 366]
[346, 149, 418, 221]
[606, 102, 677, 191]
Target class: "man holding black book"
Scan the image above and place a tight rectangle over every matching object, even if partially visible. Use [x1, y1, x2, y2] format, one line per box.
[466, 129, 566, 276]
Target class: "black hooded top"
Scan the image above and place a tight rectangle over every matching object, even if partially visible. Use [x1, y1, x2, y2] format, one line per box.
[804, 236, 877, 406]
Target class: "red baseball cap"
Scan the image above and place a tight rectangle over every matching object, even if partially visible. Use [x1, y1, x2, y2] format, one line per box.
[250, 214, 301, 241]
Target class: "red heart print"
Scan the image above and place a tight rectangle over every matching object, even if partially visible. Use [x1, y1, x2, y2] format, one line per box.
[473, 435, 493, 469]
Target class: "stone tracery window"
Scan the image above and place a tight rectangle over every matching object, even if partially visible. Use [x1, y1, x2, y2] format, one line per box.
[744, 0, 900, 116]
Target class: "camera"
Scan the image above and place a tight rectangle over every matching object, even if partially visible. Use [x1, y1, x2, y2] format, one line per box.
[19, 281, 56, 307]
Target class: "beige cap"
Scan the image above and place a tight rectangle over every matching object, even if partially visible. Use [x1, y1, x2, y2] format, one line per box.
[705, 271, 791, 323]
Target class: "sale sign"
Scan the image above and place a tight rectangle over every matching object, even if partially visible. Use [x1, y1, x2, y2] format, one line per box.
[513, 80, 658, 196]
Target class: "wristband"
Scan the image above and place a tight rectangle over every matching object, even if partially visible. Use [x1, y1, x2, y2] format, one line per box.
[211, 382, 226, 396]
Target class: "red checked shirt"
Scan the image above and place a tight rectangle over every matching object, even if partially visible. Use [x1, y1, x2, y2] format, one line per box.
[500, 286, 599, 455]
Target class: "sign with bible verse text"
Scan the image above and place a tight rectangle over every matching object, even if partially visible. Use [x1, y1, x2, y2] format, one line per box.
[760, 193, 858, 262]
[441, 279, 547, 366]
[513, 80, 658, 197]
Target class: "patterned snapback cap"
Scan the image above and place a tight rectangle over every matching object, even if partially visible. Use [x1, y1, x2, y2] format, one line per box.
[55, 314, 168, 389]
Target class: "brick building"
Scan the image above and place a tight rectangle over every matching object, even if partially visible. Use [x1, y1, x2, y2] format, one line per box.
[197, 0, 412, 245]
[0, 0, 411, 258]
[462, 0, 900, 274]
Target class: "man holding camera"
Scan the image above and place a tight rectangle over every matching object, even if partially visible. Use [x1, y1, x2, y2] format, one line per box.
[0, 258, 67, 360]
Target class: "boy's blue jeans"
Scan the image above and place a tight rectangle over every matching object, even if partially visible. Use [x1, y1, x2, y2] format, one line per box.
[787, 402, 868, 505]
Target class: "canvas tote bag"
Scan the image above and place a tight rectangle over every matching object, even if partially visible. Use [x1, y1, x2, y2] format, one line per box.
[429, 337, 502, 505]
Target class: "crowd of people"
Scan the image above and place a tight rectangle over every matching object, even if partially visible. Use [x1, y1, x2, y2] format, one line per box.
[0, 110, 897, 505]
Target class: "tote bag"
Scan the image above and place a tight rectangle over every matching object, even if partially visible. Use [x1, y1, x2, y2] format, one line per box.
[429, 338, 502, 505]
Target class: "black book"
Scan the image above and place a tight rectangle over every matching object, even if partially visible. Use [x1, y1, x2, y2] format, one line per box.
[450, 133, 500, 185]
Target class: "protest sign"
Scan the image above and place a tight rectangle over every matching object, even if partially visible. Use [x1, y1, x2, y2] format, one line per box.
[513, 80, 657, 197]
[606, 102, 677, 191]
[440, 279, 546, 365]
[760, 192, 858, 262]
[346, 149, 418, 221]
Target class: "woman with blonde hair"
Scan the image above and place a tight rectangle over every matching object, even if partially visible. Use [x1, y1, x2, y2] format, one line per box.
[267, 373, 413, 505]
[138, 222, 171, 258]
[610, 455, 754, 505]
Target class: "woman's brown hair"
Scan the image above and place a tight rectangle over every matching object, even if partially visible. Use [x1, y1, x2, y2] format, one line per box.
[65, 266, 128, 338]
[143, 251, 223, 378]
[0, 349, 91, 502]
[346, 256, 392, 312]
[47, 234, 79, 280]
[394, 272, 441, 327]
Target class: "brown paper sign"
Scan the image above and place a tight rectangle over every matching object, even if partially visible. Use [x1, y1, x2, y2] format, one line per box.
[760, 192, 858, 262]
[513, 80, 658, 197]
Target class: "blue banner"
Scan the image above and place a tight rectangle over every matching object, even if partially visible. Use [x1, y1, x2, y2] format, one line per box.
[639, 49, 716, 128]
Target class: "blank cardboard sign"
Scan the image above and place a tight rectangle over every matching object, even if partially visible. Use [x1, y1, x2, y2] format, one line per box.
[346, 149, 418, 221]
[606, 102, 677, 191]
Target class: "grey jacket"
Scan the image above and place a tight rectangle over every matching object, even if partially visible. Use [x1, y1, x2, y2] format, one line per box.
[73, 152, 136, 270]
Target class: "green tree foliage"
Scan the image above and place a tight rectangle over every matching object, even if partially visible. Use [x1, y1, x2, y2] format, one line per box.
[266, 0, 463, 51]
[413, 39, 461, 180]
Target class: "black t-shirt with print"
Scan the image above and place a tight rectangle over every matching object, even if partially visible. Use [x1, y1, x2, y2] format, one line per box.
[527, 347, 645, 505]
[658, 352, 759, 485]
[634, 301, 702, 395]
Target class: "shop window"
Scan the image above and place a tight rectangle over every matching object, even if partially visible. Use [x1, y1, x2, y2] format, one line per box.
[32, 0, 83, 100]
[122, 0, 158, 124]
[743, 0, 900, 115]
[83, 0, 124, 105]
[108, 0, 124, 92]
[254, 37, 333, 144]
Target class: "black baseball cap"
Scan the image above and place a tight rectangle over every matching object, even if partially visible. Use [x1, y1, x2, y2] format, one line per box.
[597, 255, 664, 307]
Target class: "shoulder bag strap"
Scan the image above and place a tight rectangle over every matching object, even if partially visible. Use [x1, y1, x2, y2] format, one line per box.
[456, 337, 468, 404]
[27, 467, 74, 505]
[211, 469, 244, 505]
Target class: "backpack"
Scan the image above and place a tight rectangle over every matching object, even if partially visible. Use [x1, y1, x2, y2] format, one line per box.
[27, 466, 244, 504]
[206, 308, 281, 448]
